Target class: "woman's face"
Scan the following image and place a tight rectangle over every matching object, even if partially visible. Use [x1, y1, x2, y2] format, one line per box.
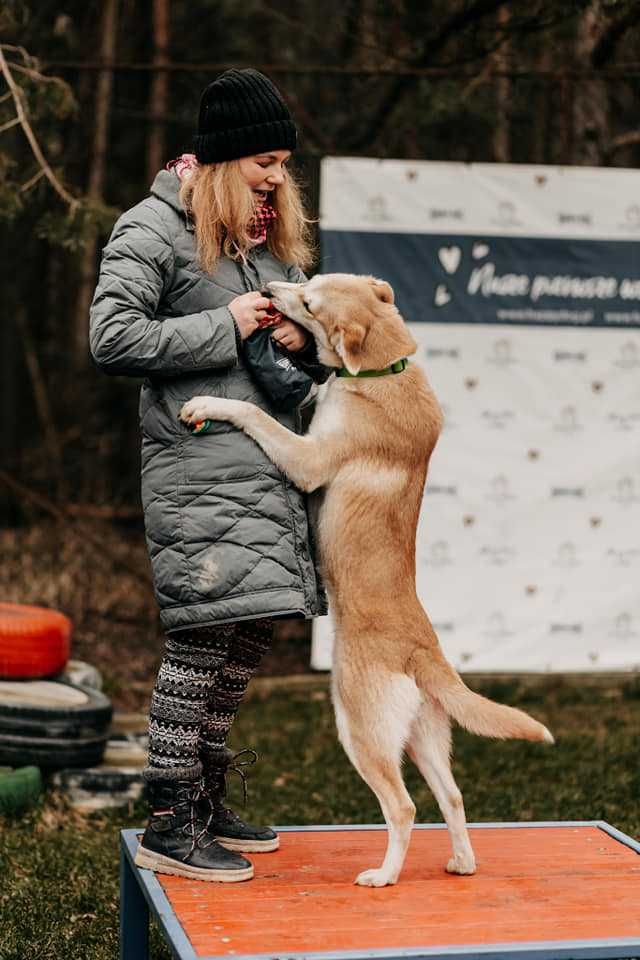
[238, 150, 291, 202]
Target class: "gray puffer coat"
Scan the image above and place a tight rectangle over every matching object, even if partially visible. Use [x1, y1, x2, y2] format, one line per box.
[89, 169, 327, 631]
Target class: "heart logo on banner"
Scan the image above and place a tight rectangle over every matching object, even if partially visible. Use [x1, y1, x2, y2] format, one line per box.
[434, 284, 451, 307]
[438, 246, 461, 274]
[472, 242, 490, 259]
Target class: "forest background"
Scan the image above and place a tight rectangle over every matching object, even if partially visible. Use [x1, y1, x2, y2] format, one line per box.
[2, 0, 640, 700]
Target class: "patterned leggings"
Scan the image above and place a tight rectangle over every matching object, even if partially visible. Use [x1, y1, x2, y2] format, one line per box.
[145, 618, 273, 778]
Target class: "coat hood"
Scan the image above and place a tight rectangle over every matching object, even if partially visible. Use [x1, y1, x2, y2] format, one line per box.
[150, 169, 188, 220]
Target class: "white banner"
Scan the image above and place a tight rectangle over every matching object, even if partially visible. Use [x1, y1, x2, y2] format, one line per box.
[320, 157, 640, 239]
[313, 159, 640, 673]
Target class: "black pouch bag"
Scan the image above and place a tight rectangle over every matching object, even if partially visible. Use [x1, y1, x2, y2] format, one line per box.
[243, 327, 314, 411]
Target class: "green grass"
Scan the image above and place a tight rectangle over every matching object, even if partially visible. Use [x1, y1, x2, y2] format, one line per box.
[0, 676, 638, 960]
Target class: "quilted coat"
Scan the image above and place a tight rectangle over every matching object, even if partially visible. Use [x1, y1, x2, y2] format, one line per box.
[89, 169, 327, 631]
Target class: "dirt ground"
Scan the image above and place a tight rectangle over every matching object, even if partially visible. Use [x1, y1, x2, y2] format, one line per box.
[0, 522, 312, 711]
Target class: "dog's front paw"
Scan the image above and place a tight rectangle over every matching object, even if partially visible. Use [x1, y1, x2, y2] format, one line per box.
[354, 868, 397, 887]
[179, 396, 238, 427]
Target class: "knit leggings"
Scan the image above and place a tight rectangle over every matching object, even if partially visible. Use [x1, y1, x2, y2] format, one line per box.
[144, 618, 273, 781]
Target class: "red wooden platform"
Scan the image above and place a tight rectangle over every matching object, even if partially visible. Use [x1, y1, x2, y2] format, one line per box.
[120, 823, 640, 960]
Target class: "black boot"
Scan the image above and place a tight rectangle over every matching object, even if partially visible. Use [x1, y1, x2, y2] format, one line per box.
[200, 747, 279, 853]
[135, 773, 254, 882]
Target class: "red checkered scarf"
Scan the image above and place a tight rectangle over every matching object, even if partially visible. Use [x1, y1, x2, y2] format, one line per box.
[166, 153, 277, 242]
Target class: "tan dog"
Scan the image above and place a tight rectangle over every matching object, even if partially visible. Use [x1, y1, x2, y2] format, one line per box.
[180, 273, 553, 887]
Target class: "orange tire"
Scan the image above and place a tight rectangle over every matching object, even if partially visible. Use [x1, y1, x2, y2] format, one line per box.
[0, 604, 71, 679]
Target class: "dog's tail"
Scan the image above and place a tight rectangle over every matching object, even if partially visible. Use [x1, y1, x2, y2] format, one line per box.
[408, 645, 553, 743]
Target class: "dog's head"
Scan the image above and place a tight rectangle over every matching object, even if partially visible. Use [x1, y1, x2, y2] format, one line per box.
[266, 273, 417, 375]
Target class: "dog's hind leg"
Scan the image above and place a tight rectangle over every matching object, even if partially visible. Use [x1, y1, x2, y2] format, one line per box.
[332, 672, 421, 887]
[406, 697, 476, 875]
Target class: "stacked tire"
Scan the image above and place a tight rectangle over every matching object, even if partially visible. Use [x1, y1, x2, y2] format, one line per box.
[51, 721, 148, 811]
[51, 765, 145, 812]
[0, 603, 112, 772]
[0, 679, 112, 770]
[0, 603, 71, 679]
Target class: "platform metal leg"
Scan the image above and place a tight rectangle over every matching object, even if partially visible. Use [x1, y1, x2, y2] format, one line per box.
[120, 844, 149, 960]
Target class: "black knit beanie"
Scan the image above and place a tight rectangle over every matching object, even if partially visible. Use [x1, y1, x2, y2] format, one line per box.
[193, 68, 297, 164]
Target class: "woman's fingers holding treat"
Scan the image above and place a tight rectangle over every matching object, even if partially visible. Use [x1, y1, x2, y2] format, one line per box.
[228, 292, 271, 339]
[272, 319, 308, 352]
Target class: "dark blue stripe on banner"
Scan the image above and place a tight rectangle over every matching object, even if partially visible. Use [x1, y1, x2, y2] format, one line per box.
[320, 231, 640, 327]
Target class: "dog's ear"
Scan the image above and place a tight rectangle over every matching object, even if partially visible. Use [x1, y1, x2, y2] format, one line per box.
[368, 277, 394, 305]
[332, 323, 366, 375]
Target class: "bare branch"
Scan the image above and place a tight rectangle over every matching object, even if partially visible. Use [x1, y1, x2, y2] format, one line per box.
[0, 116, 20, 133]
[604, 128, 640, 161]
[0, 43, 34, 66]
[460, 59, 495, 100]
[612, 130, 640, 149]
[20, 167, 46, 192]
[0, 45, 78, 210]
[7, 59, 72, 94]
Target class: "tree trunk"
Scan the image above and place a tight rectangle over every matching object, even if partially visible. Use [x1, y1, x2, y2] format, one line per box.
[492, 5, 511, 163]
[532, 43, 552, 164]
[72, 0, 118, 368]
[146, 0, 170, 186]
[573, 1, 608, 165]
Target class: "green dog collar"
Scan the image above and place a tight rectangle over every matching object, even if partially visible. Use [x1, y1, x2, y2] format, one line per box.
[336, 358, 409, 379]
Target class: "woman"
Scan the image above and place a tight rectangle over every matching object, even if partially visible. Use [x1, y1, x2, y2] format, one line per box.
[90, 68, 328, 882]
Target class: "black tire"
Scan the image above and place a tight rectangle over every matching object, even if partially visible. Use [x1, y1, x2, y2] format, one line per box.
[0, 765, 43, 815]
[52, 765, 145, 811]
[0, 679, 112, 740]
[53, 766, 143, 794]
[0, 732, 108, 770]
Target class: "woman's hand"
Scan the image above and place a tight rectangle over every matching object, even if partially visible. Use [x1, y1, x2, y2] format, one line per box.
[228, 292, 271, 340]
[271, 320, 309, 352]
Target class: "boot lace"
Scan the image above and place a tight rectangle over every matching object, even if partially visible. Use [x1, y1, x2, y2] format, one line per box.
[205, 748, 258, 824]
[225, 748, 257, 806]
[176, 782, 220, 855]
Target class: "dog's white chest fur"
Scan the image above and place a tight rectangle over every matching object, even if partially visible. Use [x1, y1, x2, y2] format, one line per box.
[308, 380, 345, 438]
[309, 380, 406, 494]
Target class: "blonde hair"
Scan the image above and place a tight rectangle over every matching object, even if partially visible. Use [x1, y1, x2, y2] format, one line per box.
[178, 160, 315, 274]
